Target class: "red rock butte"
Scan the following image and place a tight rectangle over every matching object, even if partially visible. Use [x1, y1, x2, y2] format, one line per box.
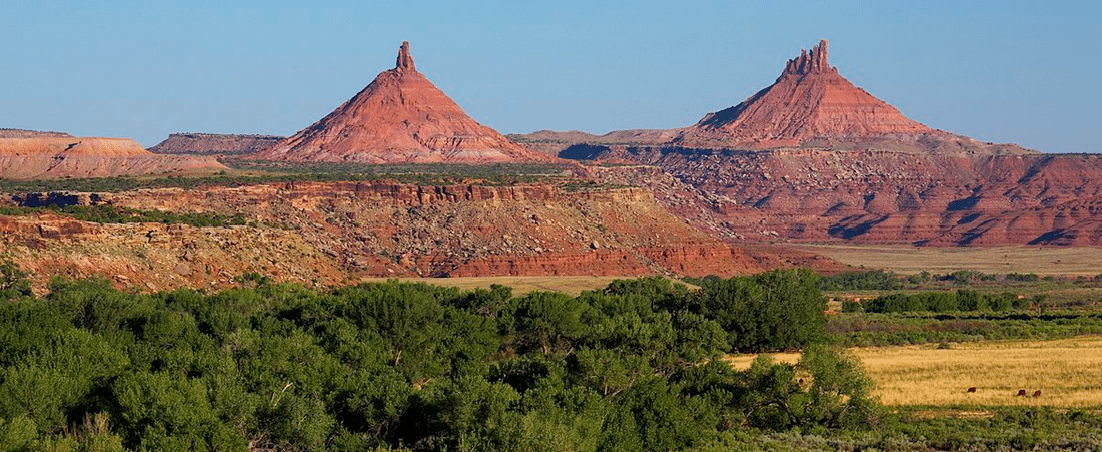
[255, 42, 554, 164]
[674, 39, 934, 149]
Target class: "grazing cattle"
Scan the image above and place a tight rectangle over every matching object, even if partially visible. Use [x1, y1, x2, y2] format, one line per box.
[1033, 390, 1042, 397]
[1015, 389, 1027, 397]
[966, 387, 977, 393]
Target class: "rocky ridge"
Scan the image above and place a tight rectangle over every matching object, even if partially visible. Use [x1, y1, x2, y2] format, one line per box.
[108, 181, 759, 277]
[149, 132, 285, 155]
[0, 128, 72, 138]
[576, 146, 1102, 246]
[1, 180, 778, 291]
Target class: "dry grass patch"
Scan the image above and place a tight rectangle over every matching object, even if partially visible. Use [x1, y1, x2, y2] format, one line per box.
[727, 336, 1102, 408]
[789, 244, 1102, 276]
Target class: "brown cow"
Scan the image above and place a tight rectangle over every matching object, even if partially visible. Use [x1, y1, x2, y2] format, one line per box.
[966, 387, 977, 393]
[1033, 390, 1042, 397]
[1015, 389, 1027, 397]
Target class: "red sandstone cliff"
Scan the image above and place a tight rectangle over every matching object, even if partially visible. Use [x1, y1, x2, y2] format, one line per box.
[583, 146, 1102, 246]
[0, 180, 774, 291]
[254, 42, 554, 164]
[106, 181, 760, 277]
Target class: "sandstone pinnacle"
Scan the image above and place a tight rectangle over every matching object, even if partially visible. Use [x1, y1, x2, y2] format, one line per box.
[783, 39, 833, 76]
[396, 41, 415, 71]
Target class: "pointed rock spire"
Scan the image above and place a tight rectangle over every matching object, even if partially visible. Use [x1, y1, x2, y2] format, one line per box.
[396, 41, 415, 71]
[783, 39, 832, 76]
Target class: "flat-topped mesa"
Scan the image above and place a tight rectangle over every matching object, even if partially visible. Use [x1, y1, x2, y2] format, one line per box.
[396, 41, 416, 72]
[782, 39, 835, 76]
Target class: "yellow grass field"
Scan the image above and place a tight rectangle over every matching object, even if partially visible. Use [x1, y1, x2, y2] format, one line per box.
[727, 336, 1102, 407]
[788, 244, 1102, 276]
[357, 275, 632, 296]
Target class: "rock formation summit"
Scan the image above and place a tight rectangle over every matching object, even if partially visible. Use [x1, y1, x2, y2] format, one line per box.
[255, 42, 553, 164]
[674, 40, 972, 150]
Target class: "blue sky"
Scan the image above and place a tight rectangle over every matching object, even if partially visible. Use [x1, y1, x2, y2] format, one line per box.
[2, 1, 1098, 152]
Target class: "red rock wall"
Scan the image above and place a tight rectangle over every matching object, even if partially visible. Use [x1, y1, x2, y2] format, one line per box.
[591, 147, 1102, 246]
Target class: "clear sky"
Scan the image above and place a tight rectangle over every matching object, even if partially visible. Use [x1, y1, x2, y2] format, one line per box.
[2, 0, 1098, 152]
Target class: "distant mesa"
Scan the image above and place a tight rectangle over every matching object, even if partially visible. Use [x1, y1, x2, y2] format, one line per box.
[0, 128, 73, 139]
[0, 129, 226, 179]
[149, 132, 285, 155]
[509, 129, 684, 157]
[253, 41, 555, 164]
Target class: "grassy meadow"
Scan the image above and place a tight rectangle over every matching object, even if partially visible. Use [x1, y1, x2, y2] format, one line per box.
[791, 244, 1102, 276]
[727, 336, 1102, 408]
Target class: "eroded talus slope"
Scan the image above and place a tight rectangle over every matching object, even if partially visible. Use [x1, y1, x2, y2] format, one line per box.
[109, 181, 760, 277]
[588, 147, 1102, 246]
[254, 42, 554, 164]
[0, 135, 226, 179]
[2, 180, 765, 291]
[0, 212, 347, 292]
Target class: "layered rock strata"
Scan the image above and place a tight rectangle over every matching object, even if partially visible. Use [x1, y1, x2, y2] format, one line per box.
[255, 42, 554, 163]
[581, 146, 1102, 246]
[107, 181, 759, 277]
[0, 180, 769, 291]
[0, 134, 226, 179]
[673, 39, 937, 149]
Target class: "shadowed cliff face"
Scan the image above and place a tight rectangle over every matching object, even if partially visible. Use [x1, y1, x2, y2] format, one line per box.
[253, 42, 554, 164]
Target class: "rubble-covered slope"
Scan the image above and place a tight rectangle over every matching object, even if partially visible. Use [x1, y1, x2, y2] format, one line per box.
[581, 146, 1102, 246]
[149, 132, 284, 155]
[1, 180, 769, 292]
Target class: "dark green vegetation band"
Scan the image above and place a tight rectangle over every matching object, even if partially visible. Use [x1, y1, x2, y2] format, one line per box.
[1, 266, 1100, 451]
[0, 270, 857, 451]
